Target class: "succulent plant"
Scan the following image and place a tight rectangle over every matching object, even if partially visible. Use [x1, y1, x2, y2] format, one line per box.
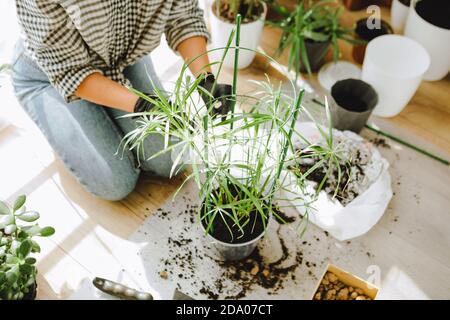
[0, 195, 55, 300]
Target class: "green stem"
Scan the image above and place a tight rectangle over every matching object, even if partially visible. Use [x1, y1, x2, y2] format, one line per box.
[230, 14, 241, 131]
[311, 98, 449, 166]
[365, 124, 449, 166]
[270, 90, 304, 201]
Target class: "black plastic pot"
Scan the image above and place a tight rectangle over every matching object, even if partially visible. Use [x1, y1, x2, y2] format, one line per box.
[329, 79, 378, 133]
[352, 18, 393, 64]
[200, 187, 271, 261]
[300, 40, 331, 73]
[23, 282, 37, 300]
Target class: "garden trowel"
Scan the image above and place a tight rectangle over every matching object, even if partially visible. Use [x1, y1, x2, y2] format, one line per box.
[93, 277, 193, 300]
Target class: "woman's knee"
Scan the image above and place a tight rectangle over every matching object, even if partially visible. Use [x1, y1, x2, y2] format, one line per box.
[83, 161, 140, 201]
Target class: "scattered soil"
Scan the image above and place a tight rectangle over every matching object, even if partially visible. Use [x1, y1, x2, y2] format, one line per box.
[313, 271, 372, 300]
[213, 0, 264, 24]
[369, 137, 391, 149]
[272, 205, 296, 224]
[157, 204, 310, 299]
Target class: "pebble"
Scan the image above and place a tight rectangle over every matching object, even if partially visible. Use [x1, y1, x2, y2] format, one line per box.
[328, 273, 338, 283]
[250, 265, 259, 275]
[313, 271, 373, 301]
[159, 271, 168, 279]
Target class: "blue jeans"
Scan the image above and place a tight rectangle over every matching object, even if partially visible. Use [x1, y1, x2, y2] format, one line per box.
[11, 42, 179, 201]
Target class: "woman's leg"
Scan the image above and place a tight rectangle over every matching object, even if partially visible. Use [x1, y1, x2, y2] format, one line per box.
[107, 55, 183, 177]
[11, 45, 139, 201]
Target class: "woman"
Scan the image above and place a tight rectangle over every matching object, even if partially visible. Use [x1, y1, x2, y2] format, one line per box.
[12, 0, 231, 200]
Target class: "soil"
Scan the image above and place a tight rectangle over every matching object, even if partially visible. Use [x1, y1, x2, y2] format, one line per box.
[289, 149, 363, 205]
[272, 205, 296, 224]
[369, 137, 391, 149]
[355, 18, 393, 41]
[157, 205, 309, 300]
[213, 0, 264, 24]
[415, 0, 450, 29]
[200, 184, 269, 244]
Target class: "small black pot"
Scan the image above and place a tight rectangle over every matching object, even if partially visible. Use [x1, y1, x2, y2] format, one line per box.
[200, 185, 270, 261]
[23, 282, 37, 300]
[352, 18, 393, 64]
[300, 40, 331, 73]
[329, 79, 378, 133]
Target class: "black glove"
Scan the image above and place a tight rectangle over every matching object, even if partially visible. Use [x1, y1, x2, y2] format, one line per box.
[133, 93, 189, 130]
[133, 94, 158, 113]
[198, 73, 233, 119]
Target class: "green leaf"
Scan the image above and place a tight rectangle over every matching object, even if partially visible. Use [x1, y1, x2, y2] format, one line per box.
[25, 257, 37, 265]
[0, 200, 10, 215]
[17, 211, 40, 222]
[0, 214, 14, 228]
[13, 195, 26, 212]
[17, 230, 29, 240]
[4, 224, 17, 235]
[19, 263, 33, 275]
[30, 240, 41, 253]
[23, 224, 41, 236]
[39, 226, 55, 237]
[5, 270, 18, 285]
[18, 240, 32, 258]
[6, 255, 20, 264]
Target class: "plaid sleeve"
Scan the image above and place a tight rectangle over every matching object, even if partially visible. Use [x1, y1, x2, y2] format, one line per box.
[165, 0, 210, 52]
[16, 0, 102, 102]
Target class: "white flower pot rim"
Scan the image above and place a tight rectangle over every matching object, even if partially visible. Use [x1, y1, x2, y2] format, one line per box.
[210, 0, 267, 25]
[364, 34, 430, 80]
[412, 0, 450, 31]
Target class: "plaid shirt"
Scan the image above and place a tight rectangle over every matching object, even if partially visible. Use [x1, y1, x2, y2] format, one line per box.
[16, 0, 209, 102]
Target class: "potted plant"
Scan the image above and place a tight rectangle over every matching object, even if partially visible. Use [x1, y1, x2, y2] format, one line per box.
[404, 0, 450, 81]
[0, 195, 55, 300]
[268, 0, 360, 75]
[352, 17, 393, 64]
[121, 18, 333, 261]
[390, 0, 411, 32]
[209, 0, 268, 68]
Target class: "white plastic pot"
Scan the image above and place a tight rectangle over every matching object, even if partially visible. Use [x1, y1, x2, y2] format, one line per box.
[404, 2, 450, 81]
[390, 0, 410, 33]
[361, 35, 430, 118]
[208, 2, 267, 69]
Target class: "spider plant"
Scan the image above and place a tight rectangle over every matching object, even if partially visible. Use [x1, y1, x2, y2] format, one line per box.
[120, 15, 337, 259]
[267, 0, 362, 75]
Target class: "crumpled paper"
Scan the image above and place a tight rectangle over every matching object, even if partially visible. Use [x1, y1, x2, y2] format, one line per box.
[283, 122, 393, 241]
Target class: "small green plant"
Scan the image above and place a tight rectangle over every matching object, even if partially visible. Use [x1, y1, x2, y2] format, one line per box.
[213, 0, 264, 23]
[267, 0, 361, 75]
[0, 195, 55, 300]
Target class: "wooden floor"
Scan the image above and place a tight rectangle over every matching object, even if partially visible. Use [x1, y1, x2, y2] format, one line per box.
[0, 3, 449, 299]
